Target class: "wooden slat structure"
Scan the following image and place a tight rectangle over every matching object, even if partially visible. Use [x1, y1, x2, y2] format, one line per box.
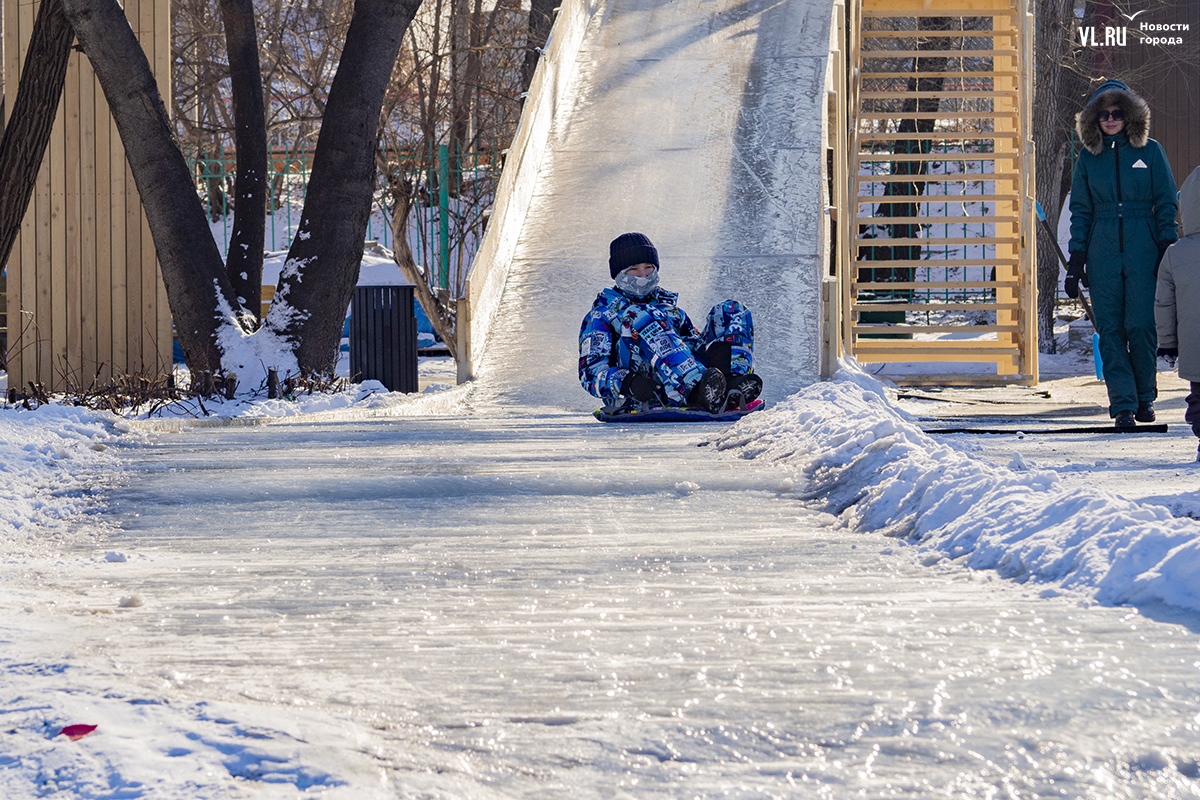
[261, 285, 276, 321]
[821, 0, 850, 378]
[3, 0, 171, 392]
[840, 0, 1036, 386]
[0, 274, 7, 368]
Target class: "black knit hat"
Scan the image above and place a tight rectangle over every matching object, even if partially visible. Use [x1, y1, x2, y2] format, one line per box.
[609, 232, 659, 279]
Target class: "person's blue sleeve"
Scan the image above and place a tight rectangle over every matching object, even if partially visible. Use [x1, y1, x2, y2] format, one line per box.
[579, 310, 627, 403]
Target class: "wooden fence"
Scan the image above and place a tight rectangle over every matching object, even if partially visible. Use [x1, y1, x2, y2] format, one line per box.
[3, 0, 171, 392]
[1, 274, 7, 369]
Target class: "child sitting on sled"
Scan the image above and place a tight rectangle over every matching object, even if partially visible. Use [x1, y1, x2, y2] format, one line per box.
[578, 232, 762, 413]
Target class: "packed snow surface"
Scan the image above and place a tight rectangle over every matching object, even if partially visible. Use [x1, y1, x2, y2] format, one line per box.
[714, 364, 1200, 614]
[3, 357, 1200, 798]
[3, 0, 1200, 791]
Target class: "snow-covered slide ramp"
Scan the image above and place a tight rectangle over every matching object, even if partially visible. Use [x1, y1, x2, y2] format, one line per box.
[462, 0, 836, 412]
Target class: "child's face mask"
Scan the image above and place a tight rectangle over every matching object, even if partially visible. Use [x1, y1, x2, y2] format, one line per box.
[616, 266, 659, 297]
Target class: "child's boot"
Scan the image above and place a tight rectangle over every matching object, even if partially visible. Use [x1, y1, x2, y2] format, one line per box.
[703, 340, 762, 404]
[728, 373, 763, 403]
[686, 368, 726, 413]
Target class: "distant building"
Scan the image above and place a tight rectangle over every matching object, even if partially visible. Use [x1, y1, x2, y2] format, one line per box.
[1099, 0, 1200, 184]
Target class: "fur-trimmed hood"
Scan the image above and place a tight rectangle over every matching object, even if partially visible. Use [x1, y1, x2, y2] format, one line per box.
[1075, 79, 1151, 155]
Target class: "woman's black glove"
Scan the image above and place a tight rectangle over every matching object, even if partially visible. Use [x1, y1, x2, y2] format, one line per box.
[1064, 251, 1087, 299]
[620, 372, 658, 402]
[1158, 347, 1178, 367]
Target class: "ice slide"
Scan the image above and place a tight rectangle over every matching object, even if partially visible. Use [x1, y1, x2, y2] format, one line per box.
[461, 0, 837, 413]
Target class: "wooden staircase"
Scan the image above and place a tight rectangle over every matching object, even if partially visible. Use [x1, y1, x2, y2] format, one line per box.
[842, 0, 1036, 385]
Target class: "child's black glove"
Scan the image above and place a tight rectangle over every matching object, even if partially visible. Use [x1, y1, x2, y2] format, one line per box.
[620, 372, 657, 402]
[1064, 252, 1087, 299]
[1156, 241, 1174, 275]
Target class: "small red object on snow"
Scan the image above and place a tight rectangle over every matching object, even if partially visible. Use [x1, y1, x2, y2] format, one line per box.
[59, 724, 97, 741]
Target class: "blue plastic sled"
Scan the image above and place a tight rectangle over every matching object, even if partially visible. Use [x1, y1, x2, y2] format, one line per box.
[594, 398, 764, 423]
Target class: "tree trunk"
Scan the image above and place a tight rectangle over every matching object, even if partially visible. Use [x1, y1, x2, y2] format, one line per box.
[275, 0, 423, 374]
[385, 168, 457, 359]
[1031, 16, 1067, 355]
[449, 0, 470, 156]
[219, 0, 268, 320]
[459, 0, 516, 152]
[1031, 0, 1096, 354]
[521, 0, 555, 92]
[0, 0, 74, 271]
[419, 0, 445, 163]
[62, 0, 237, 372]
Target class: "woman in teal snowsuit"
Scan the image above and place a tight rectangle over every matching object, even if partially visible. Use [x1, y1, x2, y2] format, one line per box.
[1066, 79, 1178, 429]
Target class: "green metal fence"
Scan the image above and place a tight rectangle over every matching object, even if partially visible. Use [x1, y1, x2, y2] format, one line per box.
[187, 145, 504, 298]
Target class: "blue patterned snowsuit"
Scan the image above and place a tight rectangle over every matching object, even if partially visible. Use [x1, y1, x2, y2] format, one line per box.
[579, 286, 754, 407]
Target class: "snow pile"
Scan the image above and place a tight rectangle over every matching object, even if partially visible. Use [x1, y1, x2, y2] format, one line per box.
[0, 370, 464, 542]
[212, 245, 425, 392]
[213, 300, 302, 394]
[261, 246, 411, 288]
[0, 405, 127, 547]
[214, 378, 465, 420]
[132, 377, 465, 424]
[0, 631, 391, 799]
[714, 359, 1200, 613]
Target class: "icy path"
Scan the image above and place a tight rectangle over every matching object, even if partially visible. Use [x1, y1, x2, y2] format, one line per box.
[41, 412, 1199, 797]
[7, 0, 1200, 792]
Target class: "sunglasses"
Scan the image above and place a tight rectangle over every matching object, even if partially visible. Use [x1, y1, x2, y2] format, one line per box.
[1099, 109, 1124, 121]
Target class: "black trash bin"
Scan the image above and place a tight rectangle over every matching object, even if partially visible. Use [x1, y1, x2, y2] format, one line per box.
[349, 285, 418, 393]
